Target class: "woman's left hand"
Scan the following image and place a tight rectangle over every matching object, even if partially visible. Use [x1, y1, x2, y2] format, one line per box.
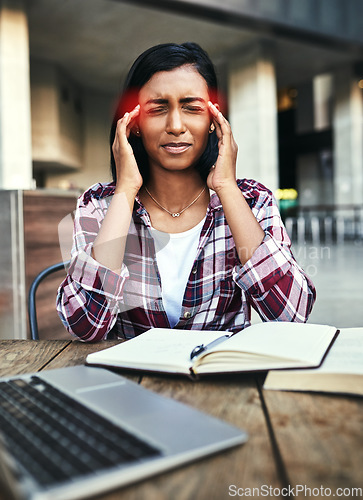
[206, 102, 238, 194]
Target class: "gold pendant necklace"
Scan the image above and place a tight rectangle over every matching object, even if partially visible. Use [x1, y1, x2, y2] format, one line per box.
[144, 186, 206, 217]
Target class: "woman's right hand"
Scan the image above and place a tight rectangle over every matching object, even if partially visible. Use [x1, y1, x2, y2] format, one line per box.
[112, 105, 143, 195]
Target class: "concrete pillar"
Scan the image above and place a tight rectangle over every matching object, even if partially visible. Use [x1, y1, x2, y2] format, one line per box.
[333, 67, 363, 205]
[228, 43, 279, 193]
[0, 0, 32, 189]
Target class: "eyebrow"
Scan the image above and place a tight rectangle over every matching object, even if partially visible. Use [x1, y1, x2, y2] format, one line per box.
[145, 97, 207, 106]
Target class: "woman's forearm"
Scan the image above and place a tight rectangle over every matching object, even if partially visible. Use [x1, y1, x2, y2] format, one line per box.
[92, 187, 137, 273]
[217, 182, 264, 265]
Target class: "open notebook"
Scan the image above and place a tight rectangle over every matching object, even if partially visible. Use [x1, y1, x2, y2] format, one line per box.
[264, 328, 363, 396]
[86, 323, 338, 378]
[0, 365, 247, 500]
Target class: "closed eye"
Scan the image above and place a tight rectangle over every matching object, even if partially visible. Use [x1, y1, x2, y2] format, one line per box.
[146, 107, 167, 115]
[184, 105, 205, 113]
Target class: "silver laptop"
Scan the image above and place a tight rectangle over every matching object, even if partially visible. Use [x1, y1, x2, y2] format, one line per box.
[0, 365, 247, 500]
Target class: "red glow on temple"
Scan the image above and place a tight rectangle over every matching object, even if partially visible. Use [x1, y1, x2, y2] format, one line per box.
[111, 88, 227, 121]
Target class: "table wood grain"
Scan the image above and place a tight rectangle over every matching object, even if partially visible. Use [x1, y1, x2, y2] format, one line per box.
[114, 375, 281, 500]
[45, 340, 141, 383]
[0, 340, 362, 500]
[262, 389, 363, 494]
[0, 340, 71, 377]
[44, 340, 121, 369]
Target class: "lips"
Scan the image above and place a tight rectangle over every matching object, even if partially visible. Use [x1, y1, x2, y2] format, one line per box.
[161, 142, 191, 154]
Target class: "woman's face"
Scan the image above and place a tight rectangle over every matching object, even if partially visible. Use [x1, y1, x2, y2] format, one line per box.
[138, 65, 211, 174]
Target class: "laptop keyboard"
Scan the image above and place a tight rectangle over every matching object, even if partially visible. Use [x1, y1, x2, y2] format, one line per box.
[0, 376, 161, 487]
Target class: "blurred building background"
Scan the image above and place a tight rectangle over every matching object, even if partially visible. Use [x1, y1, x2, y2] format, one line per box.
[1, 0, 363, 338]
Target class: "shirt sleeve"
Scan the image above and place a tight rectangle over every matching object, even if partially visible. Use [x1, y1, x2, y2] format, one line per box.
[233, 186, 316, 323]
[56, 187, 129, 342]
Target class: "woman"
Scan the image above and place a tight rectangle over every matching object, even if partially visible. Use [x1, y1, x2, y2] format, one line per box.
[57, 42, 316, 342]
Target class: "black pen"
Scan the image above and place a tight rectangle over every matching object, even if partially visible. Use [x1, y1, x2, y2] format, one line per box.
[190, 334, 231, 360]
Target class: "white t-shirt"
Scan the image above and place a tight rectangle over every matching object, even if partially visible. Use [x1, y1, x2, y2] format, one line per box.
[150, 217, 206, 327]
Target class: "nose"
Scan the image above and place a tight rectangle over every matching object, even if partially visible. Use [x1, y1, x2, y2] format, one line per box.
[165, 109, 186, 136]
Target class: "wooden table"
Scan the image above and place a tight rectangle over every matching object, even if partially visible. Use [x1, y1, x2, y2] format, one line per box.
[1, 340, 362, 500]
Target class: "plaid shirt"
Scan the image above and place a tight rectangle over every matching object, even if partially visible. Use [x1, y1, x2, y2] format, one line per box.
[56, 179, 316, 341]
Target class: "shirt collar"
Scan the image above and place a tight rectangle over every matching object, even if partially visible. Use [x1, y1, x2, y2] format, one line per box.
[133, 179, 259, 216]
[134, 188, 223, 216]
[207, 180, 258, 212]
[134, 193, 152, 227]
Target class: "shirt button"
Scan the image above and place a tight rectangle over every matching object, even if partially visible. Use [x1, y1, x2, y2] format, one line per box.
[183, 311, 191, 319]
[191, 267, 197, 274]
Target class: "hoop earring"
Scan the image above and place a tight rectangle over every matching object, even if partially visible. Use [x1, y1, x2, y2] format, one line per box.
[209, 123, 215, 133]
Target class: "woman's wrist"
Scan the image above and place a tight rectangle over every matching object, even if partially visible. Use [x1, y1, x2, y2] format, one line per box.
[214, 179, 239, 199]
[114, 182, 140, 199]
